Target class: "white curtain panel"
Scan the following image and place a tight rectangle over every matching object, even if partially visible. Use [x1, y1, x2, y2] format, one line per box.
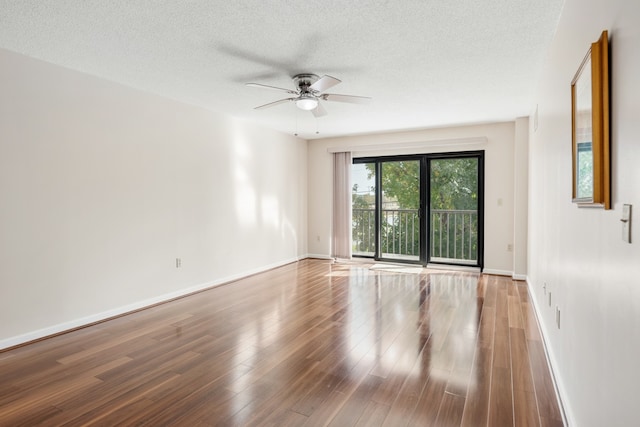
[332, 152, 352, 260]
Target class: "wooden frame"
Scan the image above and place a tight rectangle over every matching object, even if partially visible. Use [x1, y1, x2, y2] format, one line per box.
[571, 30, 610, 209]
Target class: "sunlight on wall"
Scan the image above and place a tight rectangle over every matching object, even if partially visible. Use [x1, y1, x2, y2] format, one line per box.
[225, 118, 303, 263]
[281, 215, 299, 257]
[232, 133, 257, 227]
[260, 194, 280, 229]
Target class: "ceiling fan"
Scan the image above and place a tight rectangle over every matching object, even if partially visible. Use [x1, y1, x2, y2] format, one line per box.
[246, 74, 371, 117]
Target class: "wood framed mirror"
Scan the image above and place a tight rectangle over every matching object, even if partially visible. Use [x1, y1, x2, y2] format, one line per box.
[571, 30, 610, 209]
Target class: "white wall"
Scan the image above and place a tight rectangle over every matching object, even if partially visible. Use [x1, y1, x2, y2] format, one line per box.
[528, 0, 640, 425]
[0, 49, 308, 348]
[307, 122, 521, 274]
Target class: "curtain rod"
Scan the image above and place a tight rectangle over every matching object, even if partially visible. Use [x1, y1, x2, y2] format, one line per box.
[326, 136, 488, 153]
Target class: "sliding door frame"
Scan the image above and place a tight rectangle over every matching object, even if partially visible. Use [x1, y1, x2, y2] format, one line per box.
[353, 150, 484, 270]
[425, 151, 484, 270]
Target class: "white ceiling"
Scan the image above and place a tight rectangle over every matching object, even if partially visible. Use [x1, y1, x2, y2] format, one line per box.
[0, 0, 564, 140]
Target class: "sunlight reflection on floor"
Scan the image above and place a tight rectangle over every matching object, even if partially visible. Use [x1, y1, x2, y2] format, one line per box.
[325, 261, 482, 385]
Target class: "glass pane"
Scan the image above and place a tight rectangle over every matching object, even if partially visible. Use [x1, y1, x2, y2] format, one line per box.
[576, 142, 593, 199]
[429, 158, 478, 264]
[352, 163, 376, 256]
[574, 56, 593, 200]
[380, 160, 420, 261]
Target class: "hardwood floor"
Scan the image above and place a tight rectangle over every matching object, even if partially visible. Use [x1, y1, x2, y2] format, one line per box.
[0, 259, 564, 426]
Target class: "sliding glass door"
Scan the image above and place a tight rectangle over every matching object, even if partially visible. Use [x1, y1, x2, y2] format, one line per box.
[352, 151, 483, 268]
[380, 160, 420, 261]
[352, 162, 376, 256]
[428, 156, 481, 266]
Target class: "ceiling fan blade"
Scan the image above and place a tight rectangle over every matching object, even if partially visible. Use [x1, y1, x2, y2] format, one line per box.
[322, 93, 372, 104]
[246, 83, 298, 95]
[254, 98, 295, 110]
[309, 75, 341, 93]
[311, 102, 328, 118]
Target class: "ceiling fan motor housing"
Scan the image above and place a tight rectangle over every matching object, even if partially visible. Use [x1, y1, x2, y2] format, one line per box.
[293, 74, 319, 93]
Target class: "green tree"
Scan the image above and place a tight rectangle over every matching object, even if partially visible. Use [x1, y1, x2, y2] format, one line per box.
[429, 158, 478, 210]
[380, 161, 420, 209]
[364, 158, 478, 210]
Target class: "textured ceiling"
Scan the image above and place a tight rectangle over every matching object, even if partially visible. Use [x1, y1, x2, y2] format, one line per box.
[0, 0, 564, 139]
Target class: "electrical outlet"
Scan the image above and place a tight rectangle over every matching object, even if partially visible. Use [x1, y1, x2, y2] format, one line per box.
[176, 258, 181, 268]
[507, 244, 513, 252]
[556, 306, 561, 329]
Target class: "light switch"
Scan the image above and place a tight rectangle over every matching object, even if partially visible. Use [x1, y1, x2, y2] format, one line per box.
[621, 204, 632, 243]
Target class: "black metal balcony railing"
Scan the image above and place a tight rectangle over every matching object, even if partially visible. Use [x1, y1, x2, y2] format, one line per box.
[352, 208, 478, 263]
[352, 208, 376, 256]
[430, 209, 478, 263]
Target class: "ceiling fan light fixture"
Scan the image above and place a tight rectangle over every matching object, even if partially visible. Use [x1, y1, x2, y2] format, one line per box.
[296, 95, 318, 111]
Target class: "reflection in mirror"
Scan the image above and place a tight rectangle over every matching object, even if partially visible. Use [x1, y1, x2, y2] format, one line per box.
[574, 56, 593, 200]
[576, 142, 592, 198]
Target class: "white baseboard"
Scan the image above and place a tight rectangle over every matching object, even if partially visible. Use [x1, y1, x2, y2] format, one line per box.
[512, 273, 527, 281]
[526, 277, 573, 427]
[303, 253, 334, 260]
[482, 268, 513, 277]
[427, 263, 480, 273]
[0, 256, 300, 351]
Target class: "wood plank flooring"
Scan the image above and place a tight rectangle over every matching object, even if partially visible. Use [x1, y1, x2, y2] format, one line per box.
[0, 259, 564, 426]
